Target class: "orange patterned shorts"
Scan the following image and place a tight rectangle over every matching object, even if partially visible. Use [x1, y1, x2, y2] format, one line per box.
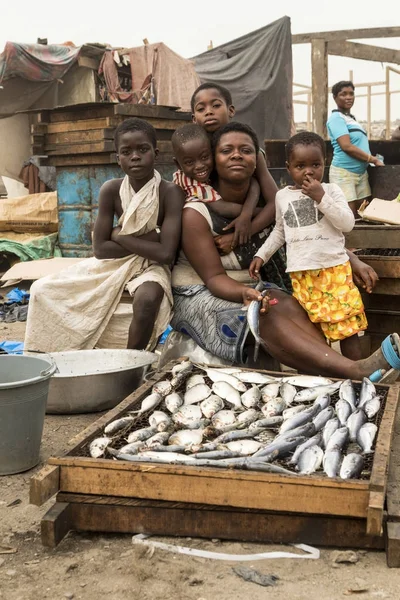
[290, 261, 368, 342]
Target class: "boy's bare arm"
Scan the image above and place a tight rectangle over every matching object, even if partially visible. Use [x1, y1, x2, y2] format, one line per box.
[250, 151, 277, 231]
[208, 200, 243, 218]
[222, 178, 260, 246]
[112, 183, 185, 264]
[93, 181, 133, 259]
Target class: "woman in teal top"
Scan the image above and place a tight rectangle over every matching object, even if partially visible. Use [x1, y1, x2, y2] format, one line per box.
[327, 80, 383, 216]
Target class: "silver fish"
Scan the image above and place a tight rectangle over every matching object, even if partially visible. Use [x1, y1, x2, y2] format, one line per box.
[225, 440, 263, 456]
[279, 405, 319, 435]
[237, 408, 260, 424]
[171, 360, 193, 376]
[339, 379, 357, 410]
[347, 408, 367, 442]
[277, 421, 316, 441]
[282, 375, 333, 388]
[297, 445, 323, 474]
[104, 416, 134, 435]
[313, 406, 335, 431]
[185, 418, 211, 430]
[289, 433, 322, 465]
[340, 453, 364, 479]
[325, 426, 349, 451]
[359, 378, 376, 407]
[283, 404, 307, 420]
[212, 409, 237, 429]
[165, 392, 184, 414]
[89, 437, 112, 458]
[235, 371, 277, 385]
[261, 382, 281, 401]
[200, 395, 225, 418]
[119, 441, 145, 455]
[186, 374, 205, 390]
[336, 399, 353, 426]
[152, 380, 172, 397]
[247, 291, 267, 362]
[241, 385, 262, 408]
[322, 417, 340, 449]
[323, 446, 341, 477]
[149, 410, 172, 432]
[254, 429, 276, 445]
[127, 426, 157, 444]
[357, 422, 378, 454]
[215, 367, 243, 375]
[314, 394, 331, 411]
[214, 429, 260, 444]
[249, 416, 283, 430]
[191, 449, 242, 460]
[280, 382, 297, 406]
[261, 397, 287, 418]
[212, 381, 242, 410]
[294, 381, 342, 403]
[145, 432, 171, 449]
[138, 451, 197, 462]
[173, 404, 202, 427]
[364, 396, 381, 419]
[254, 435, 307, 459]
[133, 392, 163, 415]
[184, 383, 212, 405]
[201, 368, 246, 392]
[168, 429, 203, 447]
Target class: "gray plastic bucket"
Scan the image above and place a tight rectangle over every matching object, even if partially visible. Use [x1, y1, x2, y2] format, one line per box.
[0, 355, 56, 475]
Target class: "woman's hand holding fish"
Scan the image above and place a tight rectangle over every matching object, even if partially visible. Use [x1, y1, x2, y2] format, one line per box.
[249, 257, 264, 281]
[242, 287, 270, 314]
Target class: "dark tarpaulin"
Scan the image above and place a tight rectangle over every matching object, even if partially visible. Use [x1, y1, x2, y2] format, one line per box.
[192, 17, 293, 143]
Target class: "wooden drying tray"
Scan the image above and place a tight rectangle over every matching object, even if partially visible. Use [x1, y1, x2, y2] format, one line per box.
[30, 361, 400, 558]
[345, 224, 400, 249]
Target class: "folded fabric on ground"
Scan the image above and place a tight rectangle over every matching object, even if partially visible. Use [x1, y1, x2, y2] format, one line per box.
[0, 232, 61, 262]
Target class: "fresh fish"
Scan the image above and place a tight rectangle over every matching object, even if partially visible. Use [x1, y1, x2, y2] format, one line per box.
[297, 445, 323, 475]
[225, 440, 263, 456]
[283, 404, 307, 420]
[359, 378, 376, 407]
[152, 380, 172, 397]
[241, 385, 262, 408]
[340, 453, 364, 479]
[237, 408, 260, 424]
[191, 449, 242, 460]
[104, 416, 134, 435]
[322, 417, 340, 449]
[200, 367, 246, 392]
[145, 432, 171, 449]
[325, 426, 349, 451]
[254, 435, 307, 459]
[168, 429, 204, 447]
[279, 405, 319, 435]
[133, 392, 163, 415]
[314, 394, 331, 411]
[261, 382, 281, 401]
[336, 399, 353, 426]
[357, 423, 378, 454]
[235, 371, 277, 385]
[249, 416, 283, 430]
[127, 426, 157, 444]
[171, 360, 193, 376]
[200, 395, 225, 418]
[149, 410, 172, 432]
[212, 409, 237, 429]
[323, 446, 341, 477]
[165, 392, 184, 414]
[119, 441, 145, 455]
[254, 429, 276, 445]
[215, 367, 243, 375]
[280, 382, 297, 406]
[185, 418, 211, 430]
[277, 422, 316, 441]
[261, 397, 287, 418]
[364, 396, 381, 419]
[339, 379, 357, 410]
[89, 437, 112, 458]
[184, 383, 212, 405]
[212, 381, 242, 410]
[347, 408, 367, 442]
[186, 374, 205, 390]
[312, 406, 335, 431]
[173, 404, 202, 427]
[289, 433, 322, 465]
[247, 291, 268, 362]
[138, 451, 197, 463]
[214, 429, 260, 444]
[147, 444, 188, 453]
[282, 375, 333, 388]
[294, 381, 341, 403]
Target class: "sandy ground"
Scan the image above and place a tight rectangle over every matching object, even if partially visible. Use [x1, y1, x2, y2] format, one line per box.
[1, 321, 400, 600]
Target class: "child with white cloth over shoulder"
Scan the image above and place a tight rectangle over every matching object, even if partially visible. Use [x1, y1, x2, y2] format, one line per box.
[249, 131, 367, 360]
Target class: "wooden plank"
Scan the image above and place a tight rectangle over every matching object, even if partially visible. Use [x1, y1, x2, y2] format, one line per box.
[328, 41, 400, 65]
[56, 497, 383, 549]
[357, 257, 400, 279]
[311, 39, 328, 138]
[46, 128, 115, 144]
[114, 104, 191, 121]
[366, 313, 400, 335]
[46, 117, 121, 134]
[49, 105, 116, 123]
[345, 226, 400, 249]
[362, 294, 400, 312]
[29, 465, 60, 506]
[386, 522, 400, 567]
[372, 280, 400, 296]
[45, 153, 119, 167]
[41, 502, 72, 548]
[45, 141, 115, 155]
[292, 27, 400, 44]
[31, 123, 47, 134]
[387, 393, 400, 520]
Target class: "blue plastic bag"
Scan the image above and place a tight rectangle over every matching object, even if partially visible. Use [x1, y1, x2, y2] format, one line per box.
[0, 341, 24, 354]
[4, 288, 30, 304]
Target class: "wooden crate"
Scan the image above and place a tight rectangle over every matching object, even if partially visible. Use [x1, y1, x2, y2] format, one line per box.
[30, 362, 400, 560]
[345, 225, 400, 249]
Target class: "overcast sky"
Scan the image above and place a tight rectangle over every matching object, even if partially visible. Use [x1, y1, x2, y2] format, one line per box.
[1, 0, 399, 121]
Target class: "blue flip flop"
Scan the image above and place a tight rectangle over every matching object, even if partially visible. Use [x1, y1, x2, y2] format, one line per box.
[369, 333, 400, 382]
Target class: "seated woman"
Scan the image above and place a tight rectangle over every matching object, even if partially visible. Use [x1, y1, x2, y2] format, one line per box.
[171, 121, 399, 380]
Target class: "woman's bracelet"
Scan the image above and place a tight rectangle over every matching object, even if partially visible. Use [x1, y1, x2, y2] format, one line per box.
[367, 154, 372, 163]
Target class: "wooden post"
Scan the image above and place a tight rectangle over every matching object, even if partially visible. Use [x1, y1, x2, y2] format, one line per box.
[307, 92, 312, 130]
[311, 39, 328, 137]
[349, 69, 354, 82]
[367, 85, 371, 139]
[386, 66, 391, 140]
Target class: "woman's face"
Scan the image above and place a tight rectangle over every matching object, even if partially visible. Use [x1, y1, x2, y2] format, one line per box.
[334, 86, 355, 112]
[215, 131, 257, 182]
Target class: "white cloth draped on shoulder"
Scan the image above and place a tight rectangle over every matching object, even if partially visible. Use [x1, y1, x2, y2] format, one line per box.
[24, 171, 173, 352]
